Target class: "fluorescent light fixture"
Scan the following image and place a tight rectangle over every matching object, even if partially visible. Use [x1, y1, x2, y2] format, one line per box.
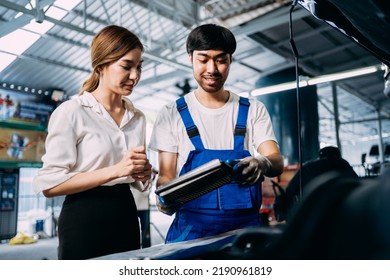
[250, 80, 308, 96]
[359, 132, 390, 142]
[307, 65, 379, 85]
[239, 91, 250, 97]
[246, 65, 382, 97]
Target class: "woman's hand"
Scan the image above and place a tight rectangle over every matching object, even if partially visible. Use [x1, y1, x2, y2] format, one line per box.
[133, 160, 152, 183]
[115, 146, 152, 181]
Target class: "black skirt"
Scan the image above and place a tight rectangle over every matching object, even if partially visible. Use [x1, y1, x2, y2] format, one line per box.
[57, 184, 140, 260]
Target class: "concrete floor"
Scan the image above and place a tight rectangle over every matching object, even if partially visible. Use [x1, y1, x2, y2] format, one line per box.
[0, 236, 58, 260]
[0, 209, 173, 260]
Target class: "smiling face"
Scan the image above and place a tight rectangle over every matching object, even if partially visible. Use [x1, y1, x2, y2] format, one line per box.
[99, 47, 143, 97]
[190, 49, 231, 94]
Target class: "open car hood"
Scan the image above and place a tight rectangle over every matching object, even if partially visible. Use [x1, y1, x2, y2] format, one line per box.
[298, 0, 390, 66]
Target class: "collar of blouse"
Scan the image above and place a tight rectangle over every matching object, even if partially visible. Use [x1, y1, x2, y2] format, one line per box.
[79, 91, 137, 126]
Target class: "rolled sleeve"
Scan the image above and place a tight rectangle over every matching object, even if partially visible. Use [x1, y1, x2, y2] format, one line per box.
[251, 99, 278, 150]
[33, 105, 79, 193]
[149, 105, 179, 154]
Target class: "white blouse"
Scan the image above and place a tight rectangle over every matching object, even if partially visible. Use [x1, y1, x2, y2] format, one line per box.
[33, 91, 147, 193]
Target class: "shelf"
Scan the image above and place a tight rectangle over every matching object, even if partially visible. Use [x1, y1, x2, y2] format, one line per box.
[0, 120, 47, 132]
[0, 161, 42, 169]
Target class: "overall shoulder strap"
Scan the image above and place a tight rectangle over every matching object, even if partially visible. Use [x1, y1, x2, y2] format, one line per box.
[176, 97, 205, 149]
[234, 97, 250, 150]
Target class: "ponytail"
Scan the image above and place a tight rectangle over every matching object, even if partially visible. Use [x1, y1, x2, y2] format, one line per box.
[79, 71, 99, 95]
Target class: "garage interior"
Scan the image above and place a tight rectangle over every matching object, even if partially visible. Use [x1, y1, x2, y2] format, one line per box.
[0, 0, 390, 260]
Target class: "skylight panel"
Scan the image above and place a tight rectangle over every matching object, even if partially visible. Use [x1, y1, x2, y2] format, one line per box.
[0, 0, 81, 74]
[54, 0, 81, 11]
[24, 20, 54, 34]
[0, 29, 40, 55]
[0, 53, 17, 73]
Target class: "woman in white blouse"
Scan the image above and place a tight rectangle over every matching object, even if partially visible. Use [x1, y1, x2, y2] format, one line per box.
[33, 25, 152, 260]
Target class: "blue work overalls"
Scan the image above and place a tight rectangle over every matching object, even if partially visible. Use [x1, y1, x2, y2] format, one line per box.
[165, 96, 262, 243]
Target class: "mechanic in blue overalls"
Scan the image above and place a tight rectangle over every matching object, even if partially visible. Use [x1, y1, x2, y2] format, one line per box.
[149, 23, 284, 243]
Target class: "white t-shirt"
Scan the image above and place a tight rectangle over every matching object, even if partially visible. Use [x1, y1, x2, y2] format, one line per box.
[33, 91, 147, 193]
[148, 91, 278, 174]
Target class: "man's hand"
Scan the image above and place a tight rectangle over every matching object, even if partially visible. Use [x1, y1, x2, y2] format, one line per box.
[236, 155, 272, 185]
[155, 195, 180, 216]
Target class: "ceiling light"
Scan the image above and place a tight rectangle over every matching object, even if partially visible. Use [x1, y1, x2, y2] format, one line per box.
[307, 66, 380, 85]
[244, 65, 382, 97]
[250, 80, 308, 96]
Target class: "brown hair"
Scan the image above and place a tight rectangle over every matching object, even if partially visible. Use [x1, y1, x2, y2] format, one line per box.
[79, 25, 144, 95]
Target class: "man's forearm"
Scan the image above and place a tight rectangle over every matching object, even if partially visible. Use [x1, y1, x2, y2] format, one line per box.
[265, 153, 284, 177]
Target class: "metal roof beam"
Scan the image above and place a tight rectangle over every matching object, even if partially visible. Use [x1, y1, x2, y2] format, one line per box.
[142, 51, 192, 73]
[0, 14, 31, 37]
[200, 0, 279, 22]
[231, 6, 309, 37]
[0, 0, 192, 74]
[138, 69, 189, 87]
[0, 0, 95, 36]
[0, 0, 55, 37]
[274, 24, 332, 48]
[0, 49, 90, 72]
[125, 0, 198, 28]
